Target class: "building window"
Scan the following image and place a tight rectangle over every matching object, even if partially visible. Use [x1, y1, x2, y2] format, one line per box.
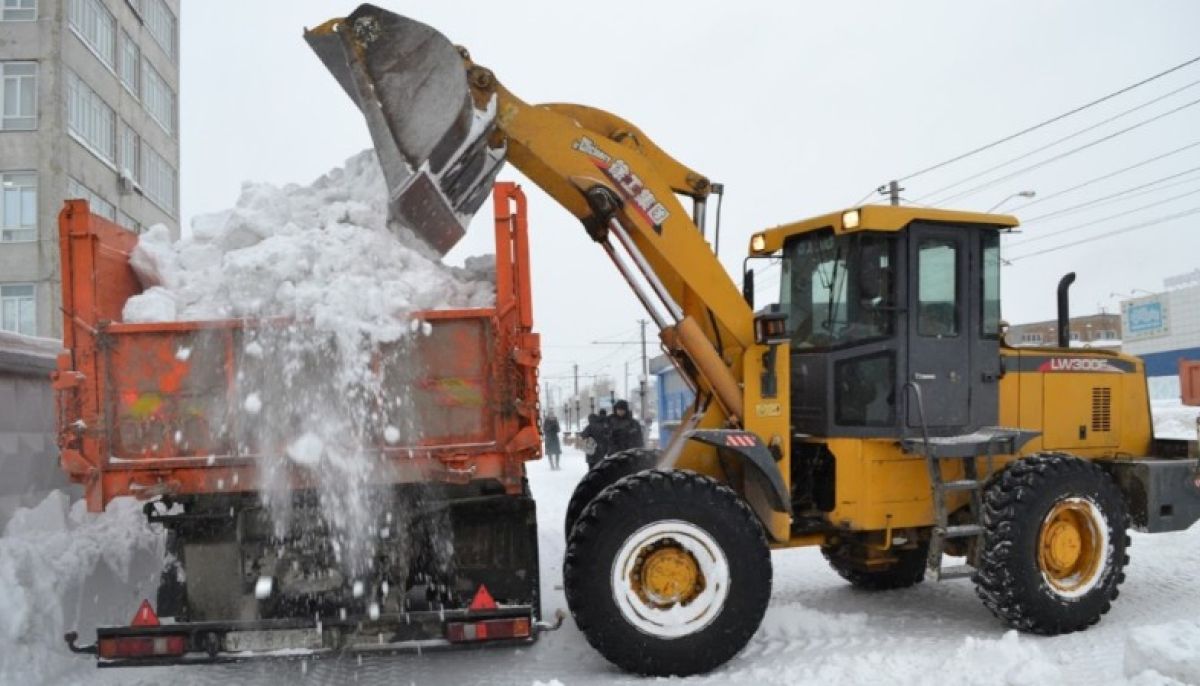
[2, 0, 36, 21]
[141, 144, 176, 214]
[1100, 330, 1118, 340]
[0, 283, 35, 336]
[66, 70, 115, 163]
[67, 177, 116, 221]
[1, 171, 36, 242]
[68, 0, 116, 69]
[1020, 333, 1043, 345]
[119, 31, 139, 96]
[118, 120, 139, 180]
[1069, 332, 1080, 342]
[143, 0, 176, 62]
[1, 62, 37, 130]
[141, 58, 174, 135]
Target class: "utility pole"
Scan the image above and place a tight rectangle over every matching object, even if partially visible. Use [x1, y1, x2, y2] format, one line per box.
[639, 319, 649, 426]
[885, 179, 903, 206]
[573, 363, 580, 431]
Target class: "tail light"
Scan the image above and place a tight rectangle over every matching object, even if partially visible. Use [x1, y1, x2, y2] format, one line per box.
[98, 635, 187, 659]
[446, 617, 532, 643]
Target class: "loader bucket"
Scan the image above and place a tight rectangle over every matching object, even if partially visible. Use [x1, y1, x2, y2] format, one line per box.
[305, 4, 505, 254]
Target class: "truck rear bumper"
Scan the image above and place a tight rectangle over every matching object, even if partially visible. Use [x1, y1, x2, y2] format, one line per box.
[74, 606, 539, 668]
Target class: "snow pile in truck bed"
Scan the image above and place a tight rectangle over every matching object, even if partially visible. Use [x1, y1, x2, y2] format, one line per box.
[119, 151, 499, 580]
[123, 149, 494, 328]
[0, 491, 164, 684]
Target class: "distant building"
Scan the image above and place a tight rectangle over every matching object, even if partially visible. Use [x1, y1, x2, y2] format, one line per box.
[0, 0, 180, 338]
[1005, 312, 1122, 350]
[652, 354, 692, 449]
[1120, 270, 1200, 399]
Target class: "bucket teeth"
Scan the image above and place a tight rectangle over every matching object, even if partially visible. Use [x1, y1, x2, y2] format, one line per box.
[305, 4, 506, 255]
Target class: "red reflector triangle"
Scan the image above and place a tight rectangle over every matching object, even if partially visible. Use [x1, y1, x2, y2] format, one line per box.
[131, 599, 159, 627]
[469, 585, 497, 611]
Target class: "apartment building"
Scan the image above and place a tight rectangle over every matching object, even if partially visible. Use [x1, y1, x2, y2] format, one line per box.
[0, 0, 179, 338]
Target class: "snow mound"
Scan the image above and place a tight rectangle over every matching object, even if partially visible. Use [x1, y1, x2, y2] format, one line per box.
[1124, 620, 1200, 684]
[0, 491, 164, 684]
[1151, 399, 1200, 441]
[122, 150, 495, 331]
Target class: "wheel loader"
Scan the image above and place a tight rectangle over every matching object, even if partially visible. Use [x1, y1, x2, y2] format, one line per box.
[303, 4, 1200, 677]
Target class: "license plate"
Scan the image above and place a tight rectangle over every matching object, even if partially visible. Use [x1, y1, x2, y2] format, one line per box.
[225, 628, 323, 653]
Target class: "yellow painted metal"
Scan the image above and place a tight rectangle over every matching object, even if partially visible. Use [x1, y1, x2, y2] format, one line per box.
[1038, 499, 1104, 594]
[669, 317, 744, 422]
[479, 76, 756, 448]
[749, 205, 1019, 255]
[998, 347, 1153, 458]
[742, 339, 792, 543]
[636, 544, 703, 607]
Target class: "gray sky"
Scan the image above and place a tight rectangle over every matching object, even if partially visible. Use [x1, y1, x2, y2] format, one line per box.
[181, 1, 1200, 403]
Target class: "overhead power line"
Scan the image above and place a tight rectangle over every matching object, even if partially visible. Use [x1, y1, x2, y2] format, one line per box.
[1008, 185, 1200, 248]
[1021, 165, 1200, 223]
[896, 52, 1200, 182]
[1006, 204, 1200, 262]
[915, 78, 1200, 203]
[1007, 139, 1200, 212]
[932, 95, 1200, 205]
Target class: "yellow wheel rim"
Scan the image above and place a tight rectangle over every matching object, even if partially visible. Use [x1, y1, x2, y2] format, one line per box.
[632, 539, 704, 608]
[1038, 498, 1106, 596]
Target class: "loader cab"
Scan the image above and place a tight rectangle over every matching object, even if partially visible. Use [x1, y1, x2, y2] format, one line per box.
[749, 206, 1017, 439]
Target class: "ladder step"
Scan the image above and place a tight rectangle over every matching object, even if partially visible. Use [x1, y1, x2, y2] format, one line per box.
[939, 524, 985, 539]
[942, 479, 981, 492]
[935, 564, 976, 581]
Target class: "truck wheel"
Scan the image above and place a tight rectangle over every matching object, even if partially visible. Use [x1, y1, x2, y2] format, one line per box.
[564, 469, 771, 676]
[563, 448, 659, 542]
[822, 541, 927, 591]
[974, 453, 1130, 635]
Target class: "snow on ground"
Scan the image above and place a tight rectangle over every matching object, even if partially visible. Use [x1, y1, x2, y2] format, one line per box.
[1152, 398, 1200, 441]
[6, 444, 1200, 685]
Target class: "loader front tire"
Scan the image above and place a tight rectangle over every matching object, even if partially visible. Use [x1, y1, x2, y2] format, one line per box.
[564, 469, 771, 676]
[974, 453, 1129, 635]
[563, 448, 659, 542]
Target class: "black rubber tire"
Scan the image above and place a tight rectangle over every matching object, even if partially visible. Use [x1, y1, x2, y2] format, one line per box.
[563, 448, 659, 542]
[822, 542, 928, 591]
[974, 453, 1130, 635]
[563, 469, 772, 676]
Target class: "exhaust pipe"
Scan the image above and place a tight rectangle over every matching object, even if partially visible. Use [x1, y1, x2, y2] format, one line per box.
[1057, 272, 1076, 348]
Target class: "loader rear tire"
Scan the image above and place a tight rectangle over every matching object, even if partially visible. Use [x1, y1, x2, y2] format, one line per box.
[822, 541, 927, 591]
[563, 448, 658, 542]
[564, 469, 771, 676]
[974, 453, 1129, 635]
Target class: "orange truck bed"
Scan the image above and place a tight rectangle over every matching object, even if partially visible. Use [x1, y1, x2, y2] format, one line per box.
[54, 183, 541, 512]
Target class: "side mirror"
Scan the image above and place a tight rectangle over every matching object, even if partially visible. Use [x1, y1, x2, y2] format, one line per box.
[753, 305, 788, 345]
[742, 268, 755, 307]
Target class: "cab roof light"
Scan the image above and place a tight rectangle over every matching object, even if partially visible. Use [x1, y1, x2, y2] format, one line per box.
[842, 209, 861, 230]
[750, 233, 766, 253]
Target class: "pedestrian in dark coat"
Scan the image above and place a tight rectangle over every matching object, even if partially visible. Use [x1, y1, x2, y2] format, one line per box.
[607, 399, 644, 455]
[542, 414, 562, 470]
[580, 411, 610, 469]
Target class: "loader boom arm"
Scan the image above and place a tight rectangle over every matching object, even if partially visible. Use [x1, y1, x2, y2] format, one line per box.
[305, 4, 760, 435]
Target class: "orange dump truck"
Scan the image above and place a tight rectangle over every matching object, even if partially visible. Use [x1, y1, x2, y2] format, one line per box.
[56, 183, 550, 665]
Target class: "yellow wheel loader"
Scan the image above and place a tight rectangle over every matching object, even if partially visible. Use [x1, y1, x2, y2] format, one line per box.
[308, 5, 1200, 676]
